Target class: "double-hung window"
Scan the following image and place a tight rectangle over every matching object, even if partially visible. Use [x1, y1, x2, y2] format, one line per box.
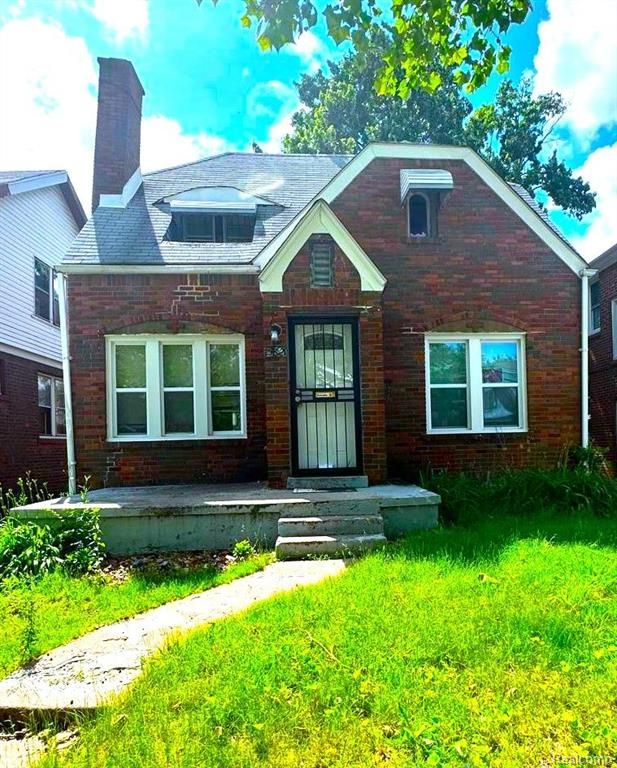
[107, 335, 245, 440]
[426, 334, 526, 433]
[590, 281, 601, 332]
[38, 374, 65, 437]
[34, 258, 60, 325]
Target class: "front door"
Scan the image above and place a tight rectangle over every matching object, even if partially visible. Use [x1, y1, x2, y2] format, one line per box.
[289, 317, 362, 476]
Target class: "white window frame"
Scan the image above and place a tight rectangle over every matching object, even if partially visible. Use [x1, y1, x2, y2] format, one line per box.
[612, 299, 617, 359]
[589, 280, 601, 334]
[407, 192, 431, 238]
[34, 258, 60, 326]
[425, 332, 528, 435]
[38, 373, 65, 438]
[106, 334, 246, 441]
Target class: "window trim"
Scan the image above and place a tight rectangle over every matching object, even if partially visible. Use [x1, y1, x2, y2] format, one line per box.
[34, 258, 60, 326]
[38, 373, 66, 438]
[106, 334, 247, 442]
[424, 332, 528, 435]
[407, 192, 431, 238]
[589, 280, 601, 334]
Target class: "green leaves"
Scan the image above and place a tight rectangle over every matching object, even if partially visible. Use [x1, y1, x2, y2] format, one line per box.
[198, 0, 532, 95]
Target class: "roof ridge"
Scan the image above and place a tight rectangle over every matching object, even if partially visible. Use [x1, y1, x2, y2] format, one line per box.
[143, 152, 236, 177]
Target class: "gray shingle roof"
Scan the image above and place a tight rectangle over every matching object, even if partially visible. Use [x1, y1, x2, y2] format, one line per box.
[507, 182, 576, 251]
[64, 153, 351, 266]
[63, 152, 575, 267]
[0, 170, 62, 185]
[590, 242, 617, 271]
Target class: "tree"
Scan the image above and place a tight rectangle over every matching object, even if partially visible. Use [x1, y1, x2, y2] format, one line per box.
[464, 78, 595, 219]
[197, 0, 532, 95]
[283, 33, 472, 154]
[283, 45, 596, 218]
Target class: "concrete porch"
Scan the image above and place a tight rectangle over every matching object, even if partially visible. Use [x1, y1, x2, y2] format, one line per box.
[12, 483, 440, 557]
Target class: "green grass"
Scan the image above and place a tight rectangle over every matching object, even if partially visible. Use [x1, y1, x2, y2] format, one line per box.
[0, 553, 272, 679]
[43, 512, 617, 767]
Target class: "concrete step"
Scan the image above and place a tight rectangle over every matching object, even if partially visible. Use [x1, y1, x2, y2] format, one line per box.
[287, 475, 369, 490]
[284, 497, 380, 517]
[275, 533, 386, 560]
[278, 514, 384, 537]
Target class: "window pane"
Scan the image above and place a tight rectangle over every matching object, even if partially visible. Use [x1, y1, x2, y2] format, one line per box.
[164, 391, 194, 433]
[482, 341, 518, 383]
[116, 392, 147, 434]
[184, 215, 214, 242]
[163, 345, 193, 387]
[590, 282, 600, 304]
[34, 259, 50, 290]
[430, 387, 468, 429]
[35, 289, 50, 320]
[52, 272, 60, 326]
[210, 344, 240, 387]
[116, 345, 146, 388]
[224, 214, 255, 243]
[211, 391, 241, 432]
[409, 195, 428, 236]
[54, 379, 65, 435]
[37, 375, 51, 407]
[483, 386, 519, 427]
[39, 406, 52, 435]
[591, 306, 601, 330]
[429, 342, 467, 384]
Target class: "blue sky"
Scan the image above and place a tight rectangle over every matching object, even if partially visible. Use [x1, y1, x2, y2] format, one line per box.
[0, 0, 615, 258]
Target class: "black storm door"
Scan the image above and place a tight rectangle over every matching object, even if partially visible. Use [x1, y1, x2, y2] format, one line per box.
[289, 317, 362, 476]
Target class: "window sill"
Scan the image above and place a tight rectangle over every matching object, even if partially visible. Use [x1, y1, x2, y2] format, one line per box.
[38, 435, 66, 442]
[31, 314, 60, 329]
[405, 235, 440, 244]
[106, 433, 247, 443]
[427, 428, 528, 436]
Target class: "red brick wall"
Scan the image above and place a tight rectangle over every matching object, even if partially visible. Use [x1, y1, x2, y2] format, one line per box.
[331, 157, 581, 477]
[0, 351, 67, 493]
[262, 241, 386, 486]
[589, 262, 617, 467]
[67, 273, 266, 487]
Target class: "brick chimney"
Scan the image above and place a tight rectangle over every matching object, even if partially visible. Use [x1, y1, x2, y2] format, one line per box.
[92, 58, 144, 212]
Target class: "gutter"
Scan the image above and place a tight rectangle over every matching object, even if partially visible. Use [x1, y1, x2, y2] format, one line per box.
[580, 268, 598, 448]
[57, 273, 77, 496]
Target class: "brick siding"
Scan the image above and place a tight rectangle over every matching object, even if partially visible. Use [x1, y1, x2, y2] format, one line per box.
[589, 261, 617, 467]
[0, 351, 67, 492]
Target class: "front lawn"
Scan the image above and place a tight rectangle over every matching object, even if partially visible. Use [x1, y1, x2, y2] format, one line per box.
[44, 512, 617, 767]
[0, 553, 271, 679]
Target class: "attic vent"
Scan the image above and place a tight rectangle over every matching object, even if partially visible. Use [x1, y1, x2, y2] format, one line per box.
[310, 242, 334, 288]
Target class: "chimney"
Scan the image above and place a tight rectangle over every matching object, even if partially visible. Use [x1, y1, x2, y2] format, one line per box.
[92, 58, 144, 212]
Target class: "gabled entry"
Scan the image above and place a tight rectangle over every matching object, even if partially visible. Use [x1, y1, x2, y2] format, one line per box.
[289, 316, 362, 476]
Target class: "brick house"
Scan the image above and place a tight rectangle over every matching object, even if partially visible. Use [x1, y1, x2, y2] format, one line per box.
[589, 243, 617, 466]
[0, 170, 85, 491]
[58, 58, 592, 492]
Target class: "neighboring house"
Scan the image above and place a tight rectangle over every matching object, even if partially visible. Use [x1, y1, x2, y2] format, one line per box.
[589, 243, 617, 467]
[59, 58, 591, 491]
[0, 170, 86, 491]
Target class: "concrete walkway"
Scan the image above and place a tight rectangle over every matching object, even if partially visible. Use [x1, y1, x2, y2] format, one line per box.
[0, 559, 344, 719]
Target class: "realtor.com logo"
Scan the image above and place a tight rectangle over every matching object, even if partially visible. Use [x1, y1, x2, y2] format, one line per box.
[540, 758, 614, 767]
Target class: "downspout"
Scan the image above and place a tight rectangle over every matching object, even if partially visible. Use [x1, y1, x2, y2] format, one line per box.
[58, 272, 77, 496]
[579, 268, 598, 448]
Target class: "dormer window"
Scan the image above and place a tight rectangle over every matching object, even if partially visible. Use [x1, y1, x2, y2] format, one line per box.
[408, 194, 430, 237]
[173, 213, 255, 243]
[400, 169, 453, 240]
[160, 186, 275, 245]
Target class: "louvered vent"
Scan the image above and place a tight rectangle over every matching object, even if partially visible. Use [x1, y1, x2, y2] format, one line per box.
[310, 243, 334, 287]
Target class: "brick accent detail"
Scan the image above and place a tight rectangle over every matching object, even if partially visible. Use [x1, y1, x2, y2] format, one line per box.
[262, 240, 387, 487]
[67, 273, 266, 487]
[589, 261, 617, 467]
[0, 351, 67, 492]
[330, 157, 581, 476]
[92, 58, 144, 211]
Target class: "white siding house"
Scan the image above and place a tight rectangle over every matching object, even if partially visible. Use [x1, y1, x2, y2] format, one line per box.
[0, 177, 83, 365]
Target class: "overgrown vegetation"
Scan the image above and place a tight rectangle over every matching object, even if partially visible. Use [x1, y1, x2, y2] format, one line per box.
[0, 472, 56, 518]
[421, 450, 617, 526]
[42, 510, 617, 767]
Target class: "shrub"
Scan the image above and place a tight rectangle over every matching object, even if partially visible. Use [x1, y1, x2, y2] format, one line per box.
[421, 467, 617, 526]
[0, 509, 105, 581]
[232, 539, 256, 560]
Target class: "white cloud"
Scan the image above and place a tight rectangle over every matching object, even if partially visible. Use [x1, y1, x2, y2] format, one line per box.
[570, 142, 617, 260]
[141, 116, 233, 172]
[88, 0, 149, 43]
[0, 15, 239, 211]
[246, 80, 300, 153]
[288, 30, 327, 74]
[0, 17, 98, 209]
[261, 110, 295, 154]
[533, 0, 617, 142]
